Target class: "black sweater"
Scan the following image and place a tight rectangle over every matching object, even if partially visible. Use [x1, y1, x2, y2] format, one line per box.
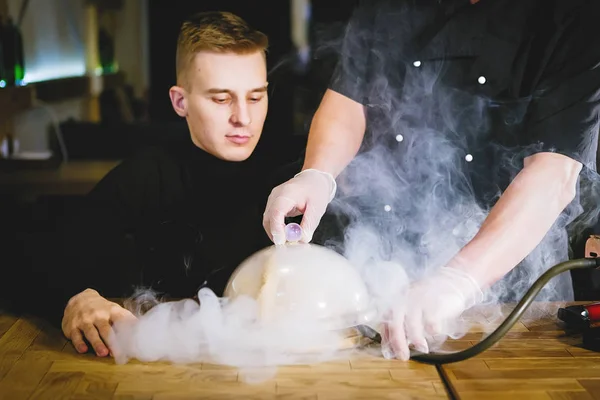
[22, 136, 300, 325]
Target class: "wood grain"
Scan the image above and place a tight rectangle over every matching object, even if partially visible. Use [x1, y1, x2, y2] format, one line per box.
[0, 312, 447, 399]
[2, 302, 597, 399]
[441, 302, 600, 399]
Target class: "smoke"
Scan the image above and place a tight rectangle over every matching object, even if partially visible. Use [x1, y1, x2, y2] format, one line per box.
[110, 287, 359, 382]
[314, 0, 600, 347]
[109, 245, 376, 382]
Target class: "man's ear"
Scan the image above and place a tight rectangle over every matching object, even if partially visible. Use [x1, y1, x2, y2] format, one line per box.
[169, 85, 188, 117]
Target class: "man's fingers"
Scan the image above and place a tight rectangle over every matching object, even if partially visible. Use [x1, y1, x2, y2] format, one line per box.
[265, 196, 299, 245]
[82, 324, 109, 357]
[405, 309, 429, 354]
[69, 329, 88, 354]
[389, 311, 410, 361]
[380, 323, 394, 359]
[96, 321, 114, 354]
[299, 201, 326, 243]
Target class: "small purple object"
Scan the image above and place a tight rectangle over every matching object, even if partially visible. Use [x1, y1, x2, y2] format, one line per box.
[285, 223, 303, 242]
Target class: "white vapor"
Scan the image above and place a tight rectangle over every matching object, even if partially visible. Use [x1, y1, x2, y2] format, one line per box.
[317, 0, 600, 344]
[109, 0, 600, 375]
[109, 244, 377, 382]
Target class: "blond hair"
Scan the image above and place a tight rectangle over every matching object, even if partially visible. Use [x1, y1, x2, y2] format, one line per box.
[175, 11, 269, 89]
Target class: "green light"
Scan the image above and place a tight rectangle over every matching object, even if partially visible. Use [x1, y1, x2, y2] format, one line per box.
[14, 64, 24, 81]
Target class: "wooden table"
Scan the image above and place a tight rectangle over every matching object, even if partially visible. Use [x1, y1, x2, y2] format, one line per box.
[440, 302, 600, 399]
[0, 311, 447, 399]
[0, 160, 120, 198]
[0, 302, 598, 399]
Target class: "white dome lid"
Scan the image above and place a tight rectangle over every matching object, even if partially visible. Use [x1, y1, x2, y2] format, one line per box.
[224, 243, 375, 331]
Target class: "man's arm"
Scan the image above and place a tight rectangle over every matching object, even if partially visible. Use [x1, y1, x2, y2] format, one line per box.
[386, 152, 584, 360]
[302, 89, 367, 178]
[262, 1, 377, 242]
[450, 0, 600, 288]
[262, 90, 368, 243]
[449, 0, 600, 289]
[49, 157, 152, 306]
[303, 0, 378, 177]
[37, 149, 165, 355]
[448, 152, 582, 288]
[387, 0, 600, 359]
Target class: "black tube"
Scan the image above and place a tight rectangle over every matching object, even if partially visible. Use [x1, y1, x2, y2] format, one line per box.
[410, 257, 600, 364]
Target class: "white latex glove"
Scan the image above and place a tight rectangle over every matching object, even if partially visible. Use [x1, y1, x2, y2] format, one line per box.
[263, 169, 337, 245]
[382, 267, 483, 361]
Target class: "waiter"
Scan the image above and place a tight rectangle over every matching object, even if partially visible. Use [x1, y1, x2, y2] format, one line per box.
[262, 0, 600, 361]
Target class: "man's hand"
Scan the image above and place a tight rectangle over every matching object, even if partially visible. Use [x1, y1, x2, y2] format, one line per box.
[263, 169, 336, 245]
[380, 153, 580, 361]
[62, 288, 136, 357]
[382, 267, 483, 361]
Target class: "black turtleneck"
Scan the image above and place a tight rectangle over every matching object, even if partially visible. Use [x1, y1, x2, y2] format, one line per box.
[25, 135, 299, 325]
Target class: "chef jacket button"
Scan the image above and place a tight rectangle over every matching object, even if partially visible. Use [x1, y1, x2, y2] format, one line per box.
[413, 60, 422, 67]
[384, 205, 392, 212]
[465, 154, 473, 162]
[478, 76, 487, 84]
[395, 134, 404, 142]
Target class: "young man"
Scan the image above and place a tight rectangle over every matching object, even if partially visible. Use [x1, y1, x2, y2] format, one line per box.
[25, 11, 281, 358]
[263, 0, 600, 360]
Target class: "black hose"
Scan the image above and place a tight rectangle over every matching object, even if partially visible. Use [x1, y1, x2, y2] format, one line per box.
[408, 257, 600, 364]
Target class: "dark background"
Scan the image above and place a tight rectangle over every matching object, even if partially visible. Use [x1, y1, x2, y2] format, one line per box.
[147, 0, 357, 129]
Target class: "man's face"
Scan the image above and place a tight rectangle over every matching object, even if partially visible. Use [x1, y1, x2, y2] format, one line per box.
[169, 51, 268, 161]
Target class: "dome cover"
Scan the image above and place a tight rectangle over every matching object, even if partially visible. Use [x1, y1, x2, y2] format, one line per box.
[224, 243, 375, 331]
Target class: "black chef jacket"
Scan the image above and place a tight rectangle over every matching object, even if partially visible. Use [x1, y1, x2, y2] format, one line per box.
[22, 134, 300, 325]
[324, 0, 600, 300]
[331, 0, 600, 203]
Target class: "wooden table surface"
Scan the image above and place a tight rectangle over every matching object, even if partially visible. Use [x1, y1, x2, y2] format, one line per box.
[0, 160, 120, 198]
[440, 302, 600, 400]
[0, 302, 598, 400]
[0, 311, 447, 400]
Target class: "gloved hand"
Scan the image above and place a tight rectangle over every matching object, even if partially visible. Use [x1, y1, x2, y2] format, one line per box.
[263, 169, 337, 245]
[381, 267, 483, 361]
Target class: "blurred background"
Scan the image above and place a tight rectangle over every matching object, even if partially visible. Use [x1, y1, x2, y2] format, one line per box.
[0, 0, 358, 253]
